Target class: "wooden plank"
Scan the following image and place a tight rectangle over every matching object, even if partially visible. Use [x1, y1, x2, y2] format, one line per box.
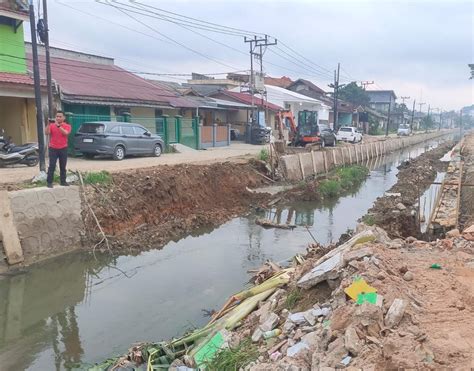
[323, 151, 328, 173]
[455, 161, 464, 230]
[332, 149, 337, 166]
[0, 191, 24, 265]
[311, 150, 317, 175]
[348, 147, 353, 164]
[298, 153, 305, 180]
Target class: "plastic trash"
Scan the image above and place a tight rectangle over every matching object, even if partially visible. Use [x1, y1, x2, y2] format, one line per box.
[430, 263, 442, 269]
[263, 329, 281, 339]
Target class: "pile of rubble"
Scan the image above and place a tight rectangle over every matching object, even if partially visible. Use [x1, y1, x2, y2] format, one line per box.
[228, 224, 474, 370]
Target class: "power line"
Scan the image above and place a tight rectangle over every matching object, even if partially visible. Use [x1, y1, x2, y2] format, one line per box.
[124, 0, 264, 37]
[99, 0, 250, 38]
[98, 1, 244, 71]
[0, 52, 246, 77]
[277, 40, 332, 74]
[266, 49, 333, 80]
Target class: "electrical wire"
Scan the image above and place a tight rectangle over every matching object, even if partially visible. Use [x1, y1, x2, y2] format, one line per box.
[101, 1, 243, 71]
[119, 0, 264, 37]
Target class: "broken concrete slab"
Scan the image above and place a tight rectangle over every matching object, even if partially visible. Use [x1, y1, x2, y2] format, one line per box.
[286, 341, 310, 357]
[288, 312, 307, 324]
[384, 298, 408, 328]
[297, 252, 343, 289]
[260, 313, 279, 332]
[343, 247, 373, 264]
[344, 326, 362, 356]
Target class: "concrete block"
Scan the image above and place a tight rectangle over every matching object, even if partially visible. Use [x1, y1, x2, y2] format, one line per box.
[0, 191, 24, 265]
[9, 186, 83, 261]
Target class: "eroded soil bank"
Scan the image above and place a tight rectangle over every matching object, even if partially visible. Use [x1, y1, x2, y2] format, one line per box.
[364, 142, 453, 238]
[84, 162, 270, 250]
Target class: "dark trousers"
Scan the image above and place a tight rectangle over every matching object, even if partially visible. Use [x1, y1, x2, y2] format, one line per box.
[47, 147, 68, 184]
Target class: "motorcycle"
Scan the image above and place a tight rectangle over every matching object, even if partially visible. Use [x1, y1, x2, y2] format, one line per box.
[0, 129, 39, 167]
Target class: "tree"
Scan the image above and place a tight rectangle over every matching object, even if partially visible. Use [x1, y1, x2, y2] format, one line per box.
[337, 82, 371, 106]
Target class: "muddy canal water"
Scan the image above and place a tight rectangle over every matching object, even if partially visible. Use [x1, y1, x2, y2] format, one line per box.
[0, 139, 449, 370]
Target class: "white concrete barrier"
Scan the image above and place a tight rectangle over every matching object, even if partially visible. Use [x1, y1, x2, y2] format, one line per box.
[281, 131, 454, 181]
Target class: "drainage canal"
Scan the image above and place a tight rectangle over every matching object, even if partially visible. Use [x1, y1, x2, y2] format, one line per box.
[0, 138, 450, 370]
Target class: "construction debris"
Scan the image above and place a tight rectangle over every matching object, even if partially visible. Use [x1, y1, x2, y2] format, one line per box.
[87, 213, 474, 370]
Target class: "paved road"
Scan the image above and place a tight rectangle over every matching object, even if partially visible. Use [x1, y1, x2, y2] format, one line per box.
[0, 143, 267, 184]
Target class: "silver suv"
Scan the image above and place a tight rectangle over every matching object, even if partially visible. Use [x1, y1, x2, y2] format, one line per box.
[74, 121, 164, 160]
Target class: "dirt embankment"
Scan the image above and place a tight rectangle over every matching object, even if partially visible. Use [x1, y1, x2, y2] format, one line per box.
[365, 142, 453, 238]
[460, 133, 474, 230]
[241, 226, 474, 371]
[84, 162, 269, 250]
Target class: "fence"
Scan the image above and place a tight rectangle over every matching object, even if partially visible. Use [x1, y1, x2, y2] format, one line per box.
[66, 113, 229, 154]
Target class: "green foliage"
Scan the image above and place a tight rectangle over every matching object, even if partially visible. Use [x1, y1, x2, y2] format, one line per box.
[258, 148, 269, 162]
[285, 288, 303, 310]
[337, 82, 371, 106]
[421, 115, 436, 130]
[319, 165, 369, 199]
[82, 171, 112, 185]
[362, 214, 376, 226]
[319, 179, 341, 198]
[203, 338, 259, 371]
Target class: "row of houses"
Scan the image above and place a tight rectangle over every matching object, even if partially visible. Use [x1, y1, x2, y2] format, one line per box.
[0, 2, 409, 149]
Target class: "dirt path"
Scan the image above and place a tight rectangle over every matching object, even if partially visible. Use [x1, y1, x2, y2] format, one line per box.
[0, 143, 266, 186]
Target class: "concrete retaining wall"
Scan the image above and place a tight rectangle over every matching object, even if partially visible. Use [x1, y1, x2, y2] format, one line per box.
[3, 186, 83, 265]
[281, 131, 453, 181]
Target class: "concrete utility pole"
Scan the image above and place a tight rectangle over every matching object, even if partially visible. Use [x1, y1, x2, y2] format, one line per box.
[333, 63, 340, 131]
[385, 93, 392, 136]
[400, 96, 410, 106]
[410, 99, 416, 131]
[359, 81, 374, 90]
[244, 35, 276, 129]
[42, 0, 54, 119]
[29, 0, 46, 172]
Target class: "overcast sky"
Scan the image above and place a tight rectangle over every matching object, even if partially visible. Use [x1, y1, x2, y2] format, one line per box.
[36, 0, 473, 110]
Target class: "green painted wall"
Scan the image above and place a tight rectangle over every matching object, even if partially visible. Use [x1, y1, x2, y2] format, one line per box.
[0, 23, 27, 73]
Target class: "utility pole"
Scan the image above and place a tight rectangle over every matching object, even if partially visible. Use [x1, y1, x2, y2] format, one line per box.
[333, 63, 340, 131]
[359, 81, 374, 90]
[400, 96, 410, 106]
[410, 99, 416, 131]
[29, 0, 46, 172]
[385, 94, 392, 136]
[41, 0, 54, 119]
[244, 35, 276, 131]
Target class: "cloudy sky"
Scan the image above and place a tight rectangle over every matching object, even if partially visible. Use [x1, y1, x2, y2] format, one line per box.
[36, 0, 473, 110]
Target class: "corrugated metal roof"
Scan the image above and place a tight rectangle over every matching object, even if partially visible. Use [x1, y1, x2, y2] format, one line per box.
[0, 72, 37, 86]
[215, 91, 283, 111]
[27, 54, 179, 107]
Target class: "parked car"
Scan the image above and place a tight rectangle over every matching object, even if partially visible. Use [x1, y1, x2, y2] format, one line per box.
[397, 124, 412, 136]
[74, 121, 164, 161]
[317, 124, 337, 147]
[336, 126, 363, 143]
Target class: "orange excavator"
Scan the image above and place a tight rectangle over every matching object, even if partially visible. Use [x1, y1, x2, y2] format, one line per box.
[275, 110, 321, 146]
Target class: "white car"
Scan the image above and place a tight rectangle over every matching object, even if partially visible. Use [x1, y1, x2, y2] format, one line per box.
[336, 127, 363, 143]
[397, 124, 411, 136]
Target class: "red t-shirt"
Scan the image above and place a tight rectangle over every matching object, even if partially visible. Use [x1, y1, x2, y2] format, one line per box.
[48, 122, 71, 149]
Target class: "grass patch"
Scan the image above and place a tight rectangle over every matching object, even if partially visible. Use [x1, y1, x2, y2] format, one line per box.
[285, 288, 303, 310]
[81, 170, 112, 185]
[319, 165, 369, 199]
[258, 148, 269, 162]
[25, 170, 112, 188]
[319, 179, 341, 198]
[203, 338, 258, 371]
[362, 214, 376, 226]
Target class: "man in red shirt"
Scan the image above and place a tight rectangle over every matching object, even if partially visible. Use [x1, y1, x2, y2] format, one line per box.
[45, 110, 71, 188]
